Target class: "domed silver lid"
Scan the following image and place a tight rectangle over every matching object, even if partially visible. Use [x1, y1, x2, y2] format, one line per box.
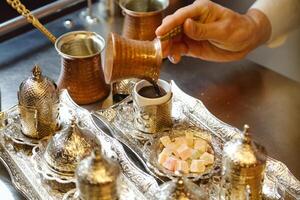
[223, 125, 267, 170]
[76, 148, 120, 200]
[44, 118, 99, 175]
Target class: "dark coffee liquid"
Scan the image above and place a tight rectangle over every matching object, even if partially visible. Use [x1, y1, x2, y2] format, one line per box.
[138, 85, 166, 98]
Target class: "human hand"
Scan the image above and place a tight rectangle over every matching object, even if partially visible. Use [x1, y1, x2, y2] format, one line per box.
[156, 0, 271, 63]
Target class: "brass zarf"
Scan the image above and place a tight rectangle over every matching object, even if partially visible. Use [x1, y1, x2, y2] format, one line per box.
[76, 148, 120, 200]
[221, 125, 267, 200]
[18, 65, 59, 139]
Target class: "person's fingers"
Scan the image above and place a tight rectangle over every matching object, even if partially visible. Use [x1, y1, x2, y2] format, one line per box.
[168, 55, 180, 64]
[160, 40, 171, 58]
[156, 2, 208, 36]
[167, 42, 188, 63]
[184, 38, 247, 62]
[183, 18, 224, 41]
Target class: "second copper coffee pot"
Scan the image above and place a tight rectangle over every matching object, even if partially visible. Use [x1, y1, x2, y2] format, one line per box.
[119, 0, 169, 40]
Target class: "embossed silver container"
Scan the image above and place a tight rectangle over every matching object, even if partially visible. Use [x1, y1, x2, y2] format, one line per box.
[133, 79, 172, 134]
[76, 148, 120, 200]
[44, 119, 99, 176]
[221, 125, 267, 200]
[18, 65, 59, 139]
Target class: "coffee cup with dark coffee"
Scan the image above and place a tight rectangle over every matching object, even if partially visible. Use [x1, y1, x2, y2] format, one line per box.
[133, 79, 172, 134]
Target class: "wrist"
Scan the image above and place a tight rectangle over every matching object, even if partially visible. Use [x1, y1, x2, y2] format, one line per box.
[245, 8, 271, 48]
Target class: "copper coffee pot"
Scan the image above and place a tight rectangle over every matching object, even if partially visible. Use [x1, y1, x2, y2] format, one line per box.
[6, 0, 110, 105]
[120, 0, 169, 40]
[104, 32, 162, 83]
[111, 0, 169, 101]
[104, 27, 182, 84]
[55, 31, 110, 105]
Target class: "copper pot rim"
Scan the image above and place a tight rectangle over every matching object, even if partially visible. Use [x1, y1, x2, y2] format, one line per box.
[55, 31, 106, 59]
[119, 0, 169, 17]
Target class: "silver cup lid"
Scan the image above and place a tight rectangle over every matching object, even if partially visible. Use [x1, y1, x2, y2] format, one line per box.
[223, 125, 267, 169]
[44, 118, 99, 175]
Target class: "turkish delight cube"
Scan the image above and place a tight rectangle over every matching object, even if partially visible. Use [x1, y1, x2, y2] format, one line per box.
[200, 152, 214, 165]
[175, 160, 189, 174]
[190, 160, 206, 173]
[160, 136, 171, 147]
[177, 144, 193, 161]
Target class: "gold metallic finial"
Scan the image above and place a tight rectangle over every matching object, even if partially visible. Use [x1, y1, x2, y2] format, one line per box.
[243, 124, 250, 134]
[242, 124, 252, 143]
[32, 65, 42, 79]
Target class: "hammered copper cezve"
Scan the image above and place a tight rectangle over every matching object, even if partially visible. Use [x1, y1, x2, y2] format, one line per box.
[55, 31, 110, 105]
[120, 0, 169, 40]
[104, 32, 162, 84]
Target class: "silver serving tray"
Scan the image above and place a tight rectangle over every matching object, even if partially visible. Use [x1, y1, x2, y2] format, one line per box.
[0, 81, 299, 199]
[94, 81, 300, 199]
[0, 90, 157, 200]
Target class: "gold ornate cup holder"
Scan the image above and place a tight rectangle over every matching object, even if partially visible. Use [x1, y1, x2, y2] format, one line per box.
[0, 106, 40, 147]
[0, 102, 74, 148]
[31, 137, 76, 191]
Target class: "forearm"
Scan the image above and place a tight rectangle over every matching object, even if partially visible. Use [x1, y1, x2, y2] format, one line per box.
[251, 0, 300, 46]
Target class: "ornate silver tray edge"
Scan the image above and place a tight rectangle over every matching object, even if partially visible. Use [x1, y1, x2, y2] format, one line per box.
[170, 80, 300, 199]
[0, 138, 43, 200]
[0, 90, 159, 200]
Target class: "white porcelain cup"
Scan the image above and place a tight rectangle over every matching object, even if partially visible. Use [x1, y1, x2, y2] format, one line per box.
[133, 79, 171, 107]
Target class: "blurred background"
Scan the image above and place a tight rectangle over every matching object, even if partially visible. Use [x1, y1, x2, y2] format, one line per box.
[0, 0, 299, 82]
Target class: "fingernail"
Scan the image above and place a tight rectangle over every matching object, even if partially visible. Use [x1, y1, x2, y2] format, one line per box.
[168, 56, 175, 63]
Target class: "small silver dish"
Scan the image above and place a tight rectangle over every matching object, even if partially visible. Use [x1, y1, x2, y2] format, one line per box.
[143, 125, 222, 181]
[31, 137, 76, 192]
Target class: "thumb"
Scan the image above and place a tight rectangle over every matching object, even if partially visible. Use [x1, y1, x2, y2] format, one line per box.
[184, 18, 222, 41]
